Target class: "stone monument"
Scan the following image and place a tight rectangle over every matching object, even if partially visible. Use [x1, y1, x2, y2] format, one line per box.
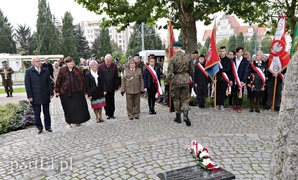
[269, 51, 298, 179]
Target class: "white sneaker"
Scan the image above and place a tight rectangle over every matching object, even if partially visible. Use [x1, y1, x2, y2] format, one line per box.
[220, 105, 225, 111]
[66, 124, 72, 128]
[216, 105, 220, 110]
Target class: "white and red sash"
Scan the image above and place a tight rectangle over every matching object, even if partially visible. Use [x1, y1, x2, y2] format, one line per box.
[250, 62, 266, 90]
[231, 61, 244, 98]
[147, 66, 163, 98]
[279, 74, 284, 80]
[197, 63, 209, 79]
[219, 62, 231, 95]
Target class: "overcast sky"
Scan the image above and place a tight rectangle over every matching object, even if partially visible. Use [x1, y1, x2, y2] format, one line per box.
[0, 0, 226, 42]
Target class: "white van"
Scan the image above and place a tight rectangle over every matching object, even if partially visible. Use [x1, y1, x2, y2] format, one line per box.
[138, 50, 165, 65]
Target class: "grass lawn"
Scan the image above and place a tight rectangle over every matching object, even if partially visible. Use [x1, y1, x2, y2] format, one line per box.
[0, 88, 26, 94]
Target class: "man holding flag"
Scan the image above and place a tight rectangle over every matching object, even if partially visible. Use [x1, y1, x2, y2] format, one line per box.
[205, 20, 232, 110]
[166, 41, 193, 126]
[265, 13, 290, 111]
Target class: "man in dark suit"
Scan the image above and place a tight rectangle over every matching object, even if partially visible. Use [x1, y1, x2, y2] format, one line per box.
[230, 47, 249, 113]
[216, 46, 232, 111]
[42, 57, 54, 79]
[25, 57, 54, 134]
[98, 54, 119, 119]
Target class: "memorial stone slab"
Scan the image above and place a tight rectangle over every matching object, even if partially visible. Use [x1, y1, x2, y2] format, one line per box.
[157, 165, 235, 180]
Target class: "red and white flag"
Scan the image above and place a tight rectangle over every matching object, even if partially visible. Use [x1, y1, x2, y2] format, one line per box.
[163, 19, 175, 75]
[268, 13, 290, 75]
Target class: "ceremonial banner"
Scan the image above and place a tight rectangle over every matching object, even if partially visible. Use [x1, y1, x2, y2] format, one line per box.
[268, 14, 290, 75]
[290, 23, 298, 58]
[205, 22, 220, 79]
[163, 19, 175, 75]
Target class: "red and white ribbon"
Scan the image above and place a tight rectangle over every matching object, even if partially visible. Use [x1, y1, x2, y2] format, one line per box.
[197, 63, 209, 79]
[147, 66, 163, 98]
[219, 62, 231, 95]
[231, 61, 244, 98]
[250, 62, 266, 91]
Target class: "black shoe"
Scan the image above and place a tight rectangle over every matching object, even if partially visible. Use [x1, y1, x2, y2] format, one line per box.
[129, 117, 133, 120]
[183, 111, 191, 126]
[255, 109, 260, 113]
[201, 105, 205, 108]
[111, 116, 115, 119]
[249, 109, 254, 112]
[9, 95, 13, 97]
[107, 116, 111, 119]
[135, 117, 139, 119]
[263, 106, 271, 110]
[274, 107, 280, 112]
[46, 129, 53, 132]
[152, 108, 157, 114]
[149, 109, 153, 114]
[174, 113, 181, 123]
[38, 130, 42, 134]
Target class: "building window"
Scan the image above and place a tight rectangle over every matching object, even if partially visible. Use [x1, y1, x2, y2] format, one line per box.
[119, 40, 122, 43]
[118, 35, 122, 38]
[221, 26, 227, 30]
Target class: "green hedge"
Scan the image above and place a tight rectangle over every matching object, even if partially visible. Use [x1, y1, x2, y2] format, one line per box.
[0, 100, 34, 135]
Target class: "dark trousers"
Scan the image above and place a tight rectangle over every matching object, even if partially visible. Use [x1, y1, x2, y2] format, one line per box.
[32, 103, 51, 131]
[250, 91, 262, 110]
[196, 85, 208, 105]
[216, 80, 227, 106]
[105, 91, 115, 117]
[231, 85, 244, 106]
[148, 85, 156, 110]
[266, 79, 282, 108]
[2, 79, 13, 93]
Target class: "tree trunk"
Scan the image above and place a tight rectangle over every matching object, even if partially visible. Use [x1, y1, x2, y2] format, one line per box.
[269, 51, 298, 179]
[175, 1, 198, 55]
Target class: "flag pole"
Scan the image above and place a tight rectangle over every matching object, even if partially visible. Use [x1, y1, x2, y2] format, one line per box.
[271, 76, 278, 110]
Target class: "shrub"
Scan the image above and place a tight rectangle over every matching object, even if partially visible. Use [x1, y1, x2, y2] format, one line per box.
[0, 103, 18, 134]
[0, 100, 35, 134]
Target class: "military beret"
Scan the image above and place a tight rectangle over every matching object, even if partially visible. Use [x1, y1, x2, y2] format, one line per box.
[2, 61, 7, 63]
[149, 54, 155, 56]
[192, 50, 198, 54]
[172, 41, 183, 47]
[134, 54, 140, 57]
[91, 53, 96, 57]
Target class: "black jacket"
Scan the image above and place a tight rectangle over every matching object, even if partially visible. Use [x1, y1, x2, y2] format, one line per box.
[85, 71, 106, 97]
[217, 56, 232, 81]
[194, 63, 211, 85]
[98, 62, 119, 92]
[231, 57, 249, 84]
[25, 66, 54, 105]
[42, 62, 54, 78]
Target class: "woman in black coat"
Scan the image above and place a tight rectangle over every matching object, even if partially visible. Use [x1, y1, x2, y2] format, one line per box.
[247, 51, 267, 113]
[85, 60, 107, 122]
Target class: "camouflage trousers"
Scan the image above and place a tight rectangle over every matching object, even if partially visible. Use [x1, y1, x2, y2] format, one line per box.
[2, 79, 13, 93]
[170, 83, 190, 113]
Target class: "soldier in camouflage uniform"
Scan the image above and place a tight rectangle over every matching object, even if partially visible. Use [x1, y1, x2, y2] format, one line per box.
[0, 61, 14, 97]
[166, 42, 193, 126]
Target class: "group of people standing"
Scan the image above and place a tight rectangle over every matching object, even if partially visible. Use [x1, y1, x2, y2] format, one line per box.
[23, 42, 286, 133]
[24, 53, 163, 134]
[190, 45, 285, 113]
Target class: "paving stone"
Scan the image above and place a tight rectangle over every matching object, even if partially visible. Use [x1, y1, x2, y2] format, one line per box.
[0, 92, 279, 179]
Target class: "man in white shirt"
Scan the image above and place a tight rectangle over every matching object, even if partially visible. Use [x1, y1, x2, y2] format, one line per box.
[230, 47, 249, 113]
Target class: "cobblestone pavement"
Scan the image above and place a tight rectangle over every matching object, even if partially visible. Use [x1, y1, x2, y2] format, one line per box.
[0, 92, 278, 179]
